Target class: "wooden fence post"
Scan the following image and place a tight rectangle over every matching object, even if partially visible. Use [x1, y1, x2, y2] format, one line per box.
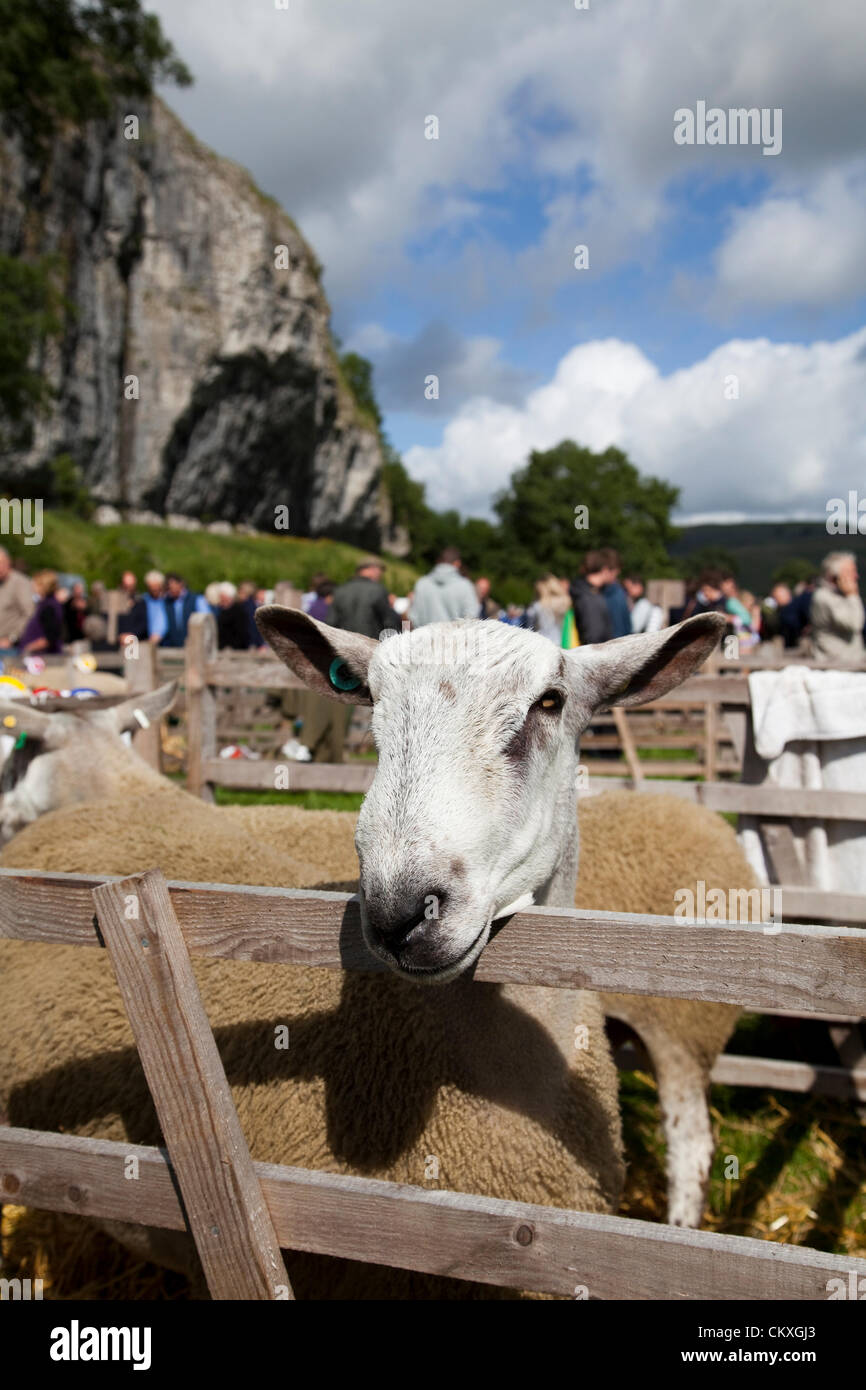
[704, 699, 717, 782]
[105, 589, 126, 646]
[612, 706, 644, 787]
[125, 639, 161, 771]
[186, 612, 217, 802]
[92, 868, 293, 1300]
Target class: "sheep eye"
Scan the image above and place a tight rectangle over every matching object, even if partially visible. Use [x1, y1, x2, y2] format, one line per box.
[329, 658, 362, 692]
[535, 690, 563, 713]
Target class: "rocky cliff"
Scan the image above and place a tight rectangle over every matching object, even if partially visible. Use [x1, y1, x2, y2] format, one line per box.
[0, 97, 387, 547]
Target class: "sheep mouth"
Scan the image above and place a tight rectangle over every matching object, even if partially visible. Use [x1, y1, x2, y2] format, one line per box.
[388, 921, 491, 985]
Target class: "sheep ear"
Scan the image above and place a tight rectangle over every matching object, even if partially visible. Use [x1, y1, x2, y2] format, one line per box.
[567, 613, 726, 710]
[0, 699, 68, 746]
[255, 605, 376, 705]
[110, 681, 179, 735]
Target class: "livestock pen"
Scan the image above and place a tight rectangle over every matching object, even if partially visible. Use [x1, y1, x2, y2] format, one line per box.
[1, 865, 865, 1299]
[179, 614, 866, 1105]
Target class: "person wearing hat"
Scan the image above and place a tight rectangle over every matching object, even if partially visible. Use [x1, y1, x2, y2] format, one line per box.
[329, 557, 400, 640]
[282, 558, 398, 766]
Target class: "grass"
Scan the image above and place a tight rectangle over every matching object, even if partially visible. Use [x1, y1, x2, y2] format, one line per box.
[214, 786, 365, 813]
[619, 1067, 865, 1257]
[3, 510, 418, 595]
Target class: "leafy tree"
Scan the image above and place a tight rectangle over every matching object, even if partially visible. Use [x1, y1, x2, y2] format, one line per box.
[49, 453, 93, 517]
[0, 0, 192, 156]
[676, 545, 739, 581]
[339, 351, 382, 431]
[772, 557, 818, 588]
[493, 441, 680, 586]
[0, 254, 66, 444]
[340, 354, 682, 602]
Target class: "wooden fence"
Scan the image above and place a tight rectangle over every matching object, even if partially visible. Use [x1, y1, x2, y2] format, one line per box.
[174, 614, 866, 1106]
[2, 865, 865, 1300]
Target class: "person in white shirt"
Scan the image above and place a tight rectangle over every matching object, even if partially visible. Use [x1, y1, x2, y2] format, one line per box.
[624, 575, 664, 633]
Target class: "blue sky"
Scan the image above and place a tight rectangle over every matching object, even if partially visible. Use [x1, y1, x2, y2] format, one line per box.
[152, 0, 866, 523]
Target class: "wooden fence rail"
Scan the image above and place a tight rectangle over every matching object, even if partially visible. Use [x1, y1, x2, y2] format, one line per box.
[2, 865, 865, 1300]
[4, 1125, 862, 1301]
[2, 869, 865, 1019]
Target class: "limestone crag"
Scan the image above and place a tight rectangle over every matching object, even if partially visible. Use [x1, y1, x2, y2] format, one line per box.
[0, 98, 386, 546]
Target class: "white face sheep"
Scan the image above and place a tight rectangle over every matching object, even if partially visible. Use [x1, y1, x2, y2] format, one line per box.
[256, 608, 727, 977]
[0, 687, 174, 843]
[255, 607, 749, 1232]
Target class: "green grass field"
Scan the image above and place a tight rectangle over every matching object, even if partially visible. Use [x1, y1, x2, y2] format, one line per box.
[4, 509, 418, 595]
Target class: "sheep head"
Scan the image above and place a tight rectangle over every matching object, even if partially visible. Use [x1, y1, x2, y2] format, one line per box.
[0, 682, 177, 842]
[257, 606, 726, 984]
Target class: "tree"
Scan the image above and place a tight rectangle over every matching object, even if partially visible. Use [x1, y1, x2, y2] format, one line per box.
[676, 546, 739, 582]
[0, 0, 192, 156]
[493, 441, 681, 585]
[339, 352, 383, 431]
[772, 557, 818, 589]
[0, 254, 66, 446]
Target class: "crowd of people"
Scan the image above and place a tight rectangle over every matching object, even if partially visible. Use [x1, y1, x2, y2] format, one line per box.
[0, 543, 862, 667]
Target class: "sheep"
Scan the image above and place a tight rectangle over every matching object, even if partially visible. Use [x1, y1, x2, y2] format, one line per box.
[0, 611, 750, 1297]
[217, 788, 748, 1227]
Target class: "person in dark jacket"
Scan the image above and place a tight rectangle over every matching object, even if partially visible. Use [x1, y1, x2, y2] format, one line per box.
[19, 570, 64, 654]
[63, 580, 90, 644]
[236, 580, 262, 648]
[308, 580, 335, 623]
[681, 570, 730, 624]
[162, 572, 210, 647]
[599, 548, 632, 638]
[330, 559, 399, 640]
[215, 582, 252, 650]
[570, 551, 613, 644]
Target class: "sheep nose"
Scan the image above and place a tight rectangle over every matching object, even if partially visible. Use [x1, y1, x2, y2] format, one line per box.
[364, 888, 448, 954]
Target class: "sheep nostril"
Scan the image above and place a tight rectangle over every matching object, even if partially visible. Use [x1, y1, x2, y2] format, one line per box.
[368, 889, 448, 952]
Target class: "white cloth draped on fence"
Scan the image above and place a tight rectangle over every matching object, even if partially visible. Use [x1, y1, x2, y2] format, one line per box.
[738, 666, 866, 894]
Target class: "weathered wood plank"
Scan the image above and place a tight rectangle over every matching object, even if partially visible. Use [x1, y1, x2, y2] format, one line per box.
[648, 676, 750, 705]
[710, 1053, 866, 1102]
[761, 822, 809, 887]
[704, 699, 718, 782]
[2, 1126, 862, 1300]
[202, 758, 376, 793]
[186, 613, 218, 802]
[581, 733, 733, 750]
[580, 777, 866, 821]
[618, 1038, 866, 1101]
[612, 706, 644, 786]
[204, 659, 307, 691]
[92, 869, 292, 1300]
[3, 868, 866, 1014]
[126, 638, 161, 771]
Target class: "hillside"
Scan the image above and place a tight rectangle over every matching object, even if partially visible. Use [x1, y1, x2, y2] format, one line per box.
[670, 521, 861, 594]
[3, 513, 418, 596]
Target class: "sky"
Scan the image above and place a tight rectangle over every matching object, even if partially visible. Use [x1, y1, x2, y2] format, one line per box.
[150, 0, 866, 524]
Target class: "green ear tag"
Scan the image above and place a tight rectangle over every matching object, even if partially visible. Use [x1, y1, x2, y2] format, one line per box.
[328, 658, 362, 692]
[14, 732, 26, 750]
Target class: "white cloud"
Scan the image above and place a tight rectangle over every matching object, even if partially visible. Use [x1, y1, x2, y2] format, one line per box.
[344, 320, 533, 413]
[152, 0, 866, 309]
[403, 329, 866, 519]
[714, 164, 866, 307]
